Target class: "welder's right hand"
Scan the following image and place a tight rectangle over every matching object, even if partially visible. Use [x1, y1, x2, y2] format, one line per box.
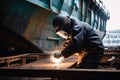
[54, 52, 62, 58]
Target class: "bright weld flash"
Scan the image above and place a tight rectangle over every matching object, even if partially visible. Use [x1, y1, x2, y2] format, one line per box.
[50, 54, 64, 64]
[50, 55, 64, 63]
[75, 53, 79, 56]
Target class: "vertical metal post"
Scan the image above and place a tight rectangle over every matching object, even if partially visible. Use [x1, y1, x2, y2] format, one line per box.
[49, 0, 52, 9]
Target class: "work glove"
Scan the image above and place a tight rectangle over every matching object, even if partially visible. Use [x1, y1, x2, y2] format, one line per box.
[54, 52, 62, 58]
[61, 37, 72, 50]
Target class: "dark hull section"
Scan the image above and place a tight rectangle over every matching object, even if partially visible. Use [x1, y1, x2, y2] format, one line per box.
[0, 0, 45, 57]
[0, 24, 43, 57]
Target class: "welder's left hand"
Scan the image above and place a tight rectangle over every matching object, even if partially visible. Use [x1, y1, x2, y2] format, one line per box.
[54, 52, 62, 58]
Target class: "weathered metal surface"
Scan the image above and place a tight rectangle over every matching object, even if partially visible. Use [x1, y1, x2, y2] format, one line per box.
[0, 25, 43, 57]
[17, 55, 77, 69]
[0, 67, 120, 80]
[0, 0, 56, 57]
[0, 54, 30, 67]
[0, 55, 120, 79]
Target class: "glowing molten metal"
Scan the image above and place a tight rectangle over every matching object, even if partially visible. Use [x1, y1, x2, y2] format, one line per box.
[50, 51, 64, 64]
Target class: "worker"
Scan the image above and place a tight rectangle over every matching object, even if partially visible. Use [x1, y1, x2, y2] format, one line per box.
[52, 15, 104, 69]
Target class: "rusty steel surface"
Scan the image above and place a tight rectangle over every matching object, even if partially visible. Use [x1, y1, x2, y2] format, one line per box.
[18, 55, 77, 69]
[0, 55, 120, 79]
[0, 25, 43, 56]
[0, 67, 120, 80]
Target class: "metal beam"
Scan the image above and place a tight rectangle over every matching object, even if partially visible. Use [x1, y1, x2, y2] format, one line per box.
[0, 68, 120, 80]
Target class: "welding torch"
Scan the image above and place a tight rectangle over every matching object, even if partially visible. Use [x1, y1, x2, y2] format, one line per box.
[54, 52, 63, 58]
[54, 37, 72, 58]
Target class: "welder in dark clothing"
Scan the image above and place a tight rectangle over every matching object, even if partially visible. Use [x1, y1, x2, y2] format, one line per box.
[52, 15, 104, 69]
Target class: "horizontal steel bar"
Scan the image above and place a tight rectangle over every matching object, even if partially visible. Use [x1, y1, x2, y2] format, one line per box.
[0, 68, 120, 79]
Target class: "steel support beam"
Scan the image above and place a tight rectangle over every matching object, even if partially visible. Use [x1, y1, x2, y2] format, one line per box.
[0, 68, 120, 80]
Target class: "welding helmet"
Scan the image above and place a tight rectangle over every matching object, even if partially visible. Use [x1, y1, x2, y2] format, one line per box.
[52, 15, 72, 39]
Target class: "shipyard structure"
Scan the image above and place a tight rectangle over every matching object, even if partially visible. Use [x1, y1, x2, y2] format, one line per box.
[0, 0, 110, 57]
[2, 1, 120, 80]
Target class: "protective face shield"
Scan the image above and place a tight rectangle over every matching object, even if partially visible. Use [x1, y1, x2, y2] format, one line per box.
[56, 30, 68, 39]
[52, 15, 71, 39]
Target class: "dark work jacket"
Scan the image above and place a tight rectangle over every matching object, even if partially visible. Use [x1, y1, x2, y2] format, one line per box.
[61, 19, 104, 68]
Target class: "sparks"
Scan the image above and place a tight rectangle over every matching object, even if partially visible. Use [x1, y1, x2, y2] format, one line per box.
[50, 50, 64, 64]
[50, 55, 64, 64]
